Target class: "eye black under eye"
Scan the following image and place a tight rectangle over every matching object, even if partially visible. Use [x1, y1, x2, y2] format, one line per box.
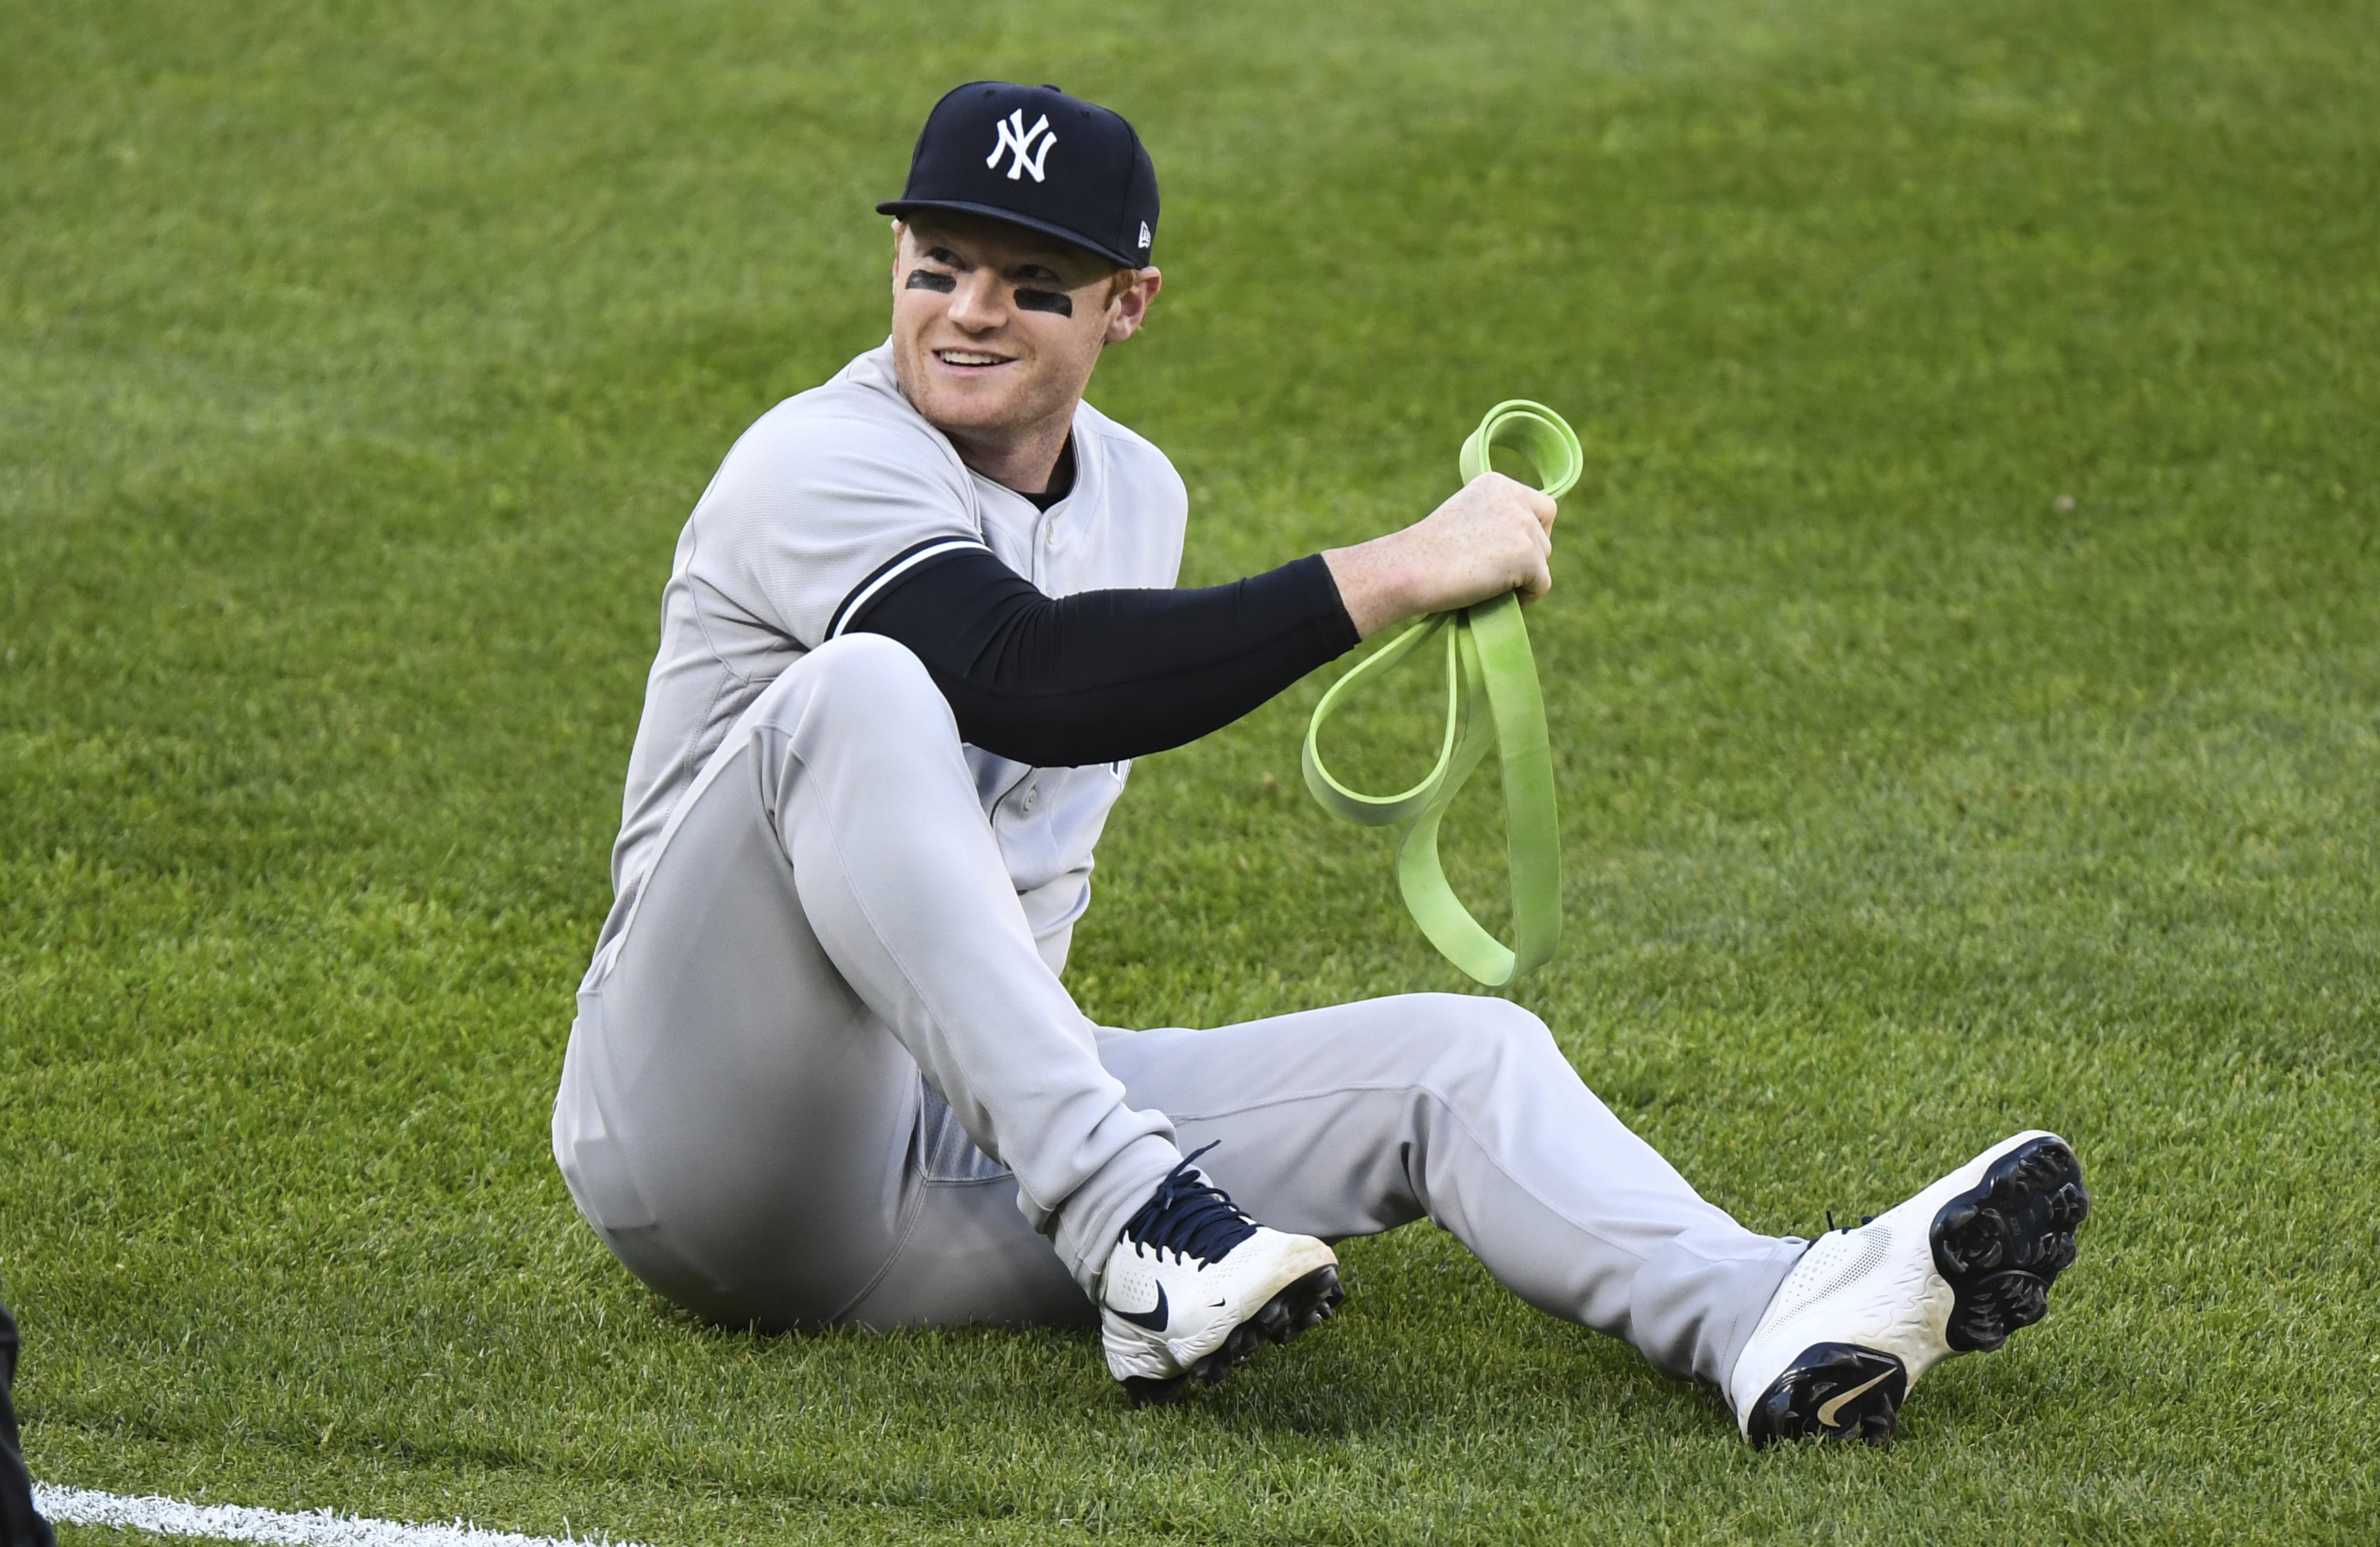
[905, 269, 957, 293]
[1014, 288, 1072, 316]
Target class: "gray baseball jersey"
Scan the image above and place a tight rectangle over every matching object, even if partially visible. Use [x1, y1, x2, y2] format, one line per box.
[595, 341, 1189, 982]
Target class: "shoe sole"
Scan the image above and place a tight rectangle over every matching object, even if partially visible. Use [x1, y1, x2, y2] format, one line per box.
[1747, 1134, 2090, 1447]
[1122, 1265, 1344, 1407]
[1932, 1132, 2089, 1353]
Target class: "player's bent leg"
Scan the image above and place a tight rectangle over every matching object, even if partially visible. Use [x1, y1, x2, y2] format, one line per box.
[741, 634, 1183, 1282]
[733, 635, 1343, 1390]
[1725, 1130, 2090, 1447]
[556, 635, 1341, 1367]
[1095, 995, 1802, 1388]
[555, 635, 1176, 1326]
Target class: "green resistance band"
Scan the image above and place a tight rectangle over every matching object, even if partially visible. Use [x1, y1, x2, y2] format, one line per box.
[1301, 401, 1582, 986]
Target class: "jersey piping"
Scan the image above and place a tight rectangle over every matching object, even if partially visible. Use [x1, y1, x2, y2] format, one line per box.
[826, 536, 992, 641]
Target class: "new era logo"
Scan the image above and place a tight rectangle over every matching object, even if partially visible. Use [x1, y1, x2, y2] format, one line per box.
[1137, 220, 1150, 250]
[987, 110, 1057, 183]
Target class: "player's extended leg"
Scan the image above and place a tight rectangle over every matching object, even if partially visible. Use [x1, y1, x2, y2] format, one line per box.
[553, 633, 1188, 1327]
[1092, 994, 1801, 1387]
[1093, 997, 2087, 1440]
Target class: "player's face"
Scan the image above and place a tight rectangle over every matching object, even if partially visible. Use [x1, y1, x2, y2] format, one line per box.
[889, 214, 1161, 455]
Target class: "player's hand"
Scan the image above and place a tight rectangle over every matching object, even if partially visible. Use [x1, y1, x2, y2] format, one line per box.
[1322, 473, 1558, 640]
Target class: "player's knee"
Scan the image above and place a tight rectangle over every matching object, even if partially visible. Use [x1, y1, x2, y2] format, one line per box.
[807, 630, 932, 690]
[1475, 995, 1561, 1063]
[798, 632, 944, 725]
[1407, 993, 1563, 1080]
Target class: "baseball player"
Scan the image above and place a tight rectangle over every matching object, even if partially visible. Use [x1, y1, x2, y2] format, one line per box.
[554, 81, 2090, 1440]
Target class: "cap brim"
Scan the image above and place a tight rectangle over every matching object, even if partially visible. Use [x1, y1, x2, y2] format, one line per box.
[876, 198, 1141, 269]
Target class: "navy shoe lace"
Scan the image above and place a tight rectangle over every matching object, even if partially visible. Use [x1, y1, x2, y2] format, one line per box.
[1120, 1142, 1258, 1264]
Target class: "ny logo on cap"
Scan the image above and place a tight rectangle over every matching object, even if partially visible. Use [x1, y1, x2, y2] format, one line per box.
[987, 110, 1057, 183]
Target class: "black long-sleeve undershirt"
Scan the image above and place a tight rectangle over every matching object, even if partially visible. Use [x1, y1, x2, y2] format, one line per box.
[840, 543, 1361, 767]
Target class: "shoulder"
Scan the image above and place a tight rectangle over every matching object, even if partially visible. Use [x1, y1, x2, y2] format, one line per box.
[676, 345, 985, 645]
[709, 345, 972, 509]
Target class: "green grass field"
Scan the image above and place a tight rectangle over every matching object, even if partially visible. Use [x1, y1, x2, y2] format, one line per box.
[5, 0, 2377, 1540]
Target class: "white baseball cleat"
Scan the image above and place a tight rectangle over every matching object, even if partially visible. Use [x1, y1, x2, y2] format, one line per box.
[1727, 1129, 2090, 1446]
[1098, 1144, 1342, 1405]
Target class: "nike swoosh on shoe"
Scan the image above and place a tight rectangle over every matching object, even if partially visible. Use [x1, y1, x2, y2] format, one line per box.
[1111, 1284, 1169, 1332]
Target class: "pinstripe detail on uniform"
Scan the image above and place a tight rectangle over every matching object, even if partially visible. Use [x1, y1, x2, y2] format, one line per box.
[828, 537, 991, 640]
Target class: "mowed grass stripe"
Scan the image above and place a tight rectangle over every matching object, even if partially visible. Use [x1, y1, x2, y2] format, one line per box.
[4, 0, 2377, 1542]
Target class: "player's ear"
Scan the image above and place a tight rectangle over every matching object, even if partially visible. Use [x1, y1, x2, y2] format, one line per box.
[1104, 266, 1161, 345]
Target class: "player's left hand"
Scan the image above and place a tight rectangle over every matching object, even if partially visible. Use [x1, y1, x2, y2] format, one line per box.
[1322, 472, 1558, 639]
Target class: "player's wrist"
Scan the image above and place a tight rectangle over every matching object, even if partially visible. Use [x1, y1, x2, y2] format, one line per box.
[1321, 538, 1427, 641]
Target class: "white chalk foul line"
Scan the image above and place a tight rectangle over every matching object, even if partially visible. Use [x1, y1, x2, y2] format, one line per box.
[32, 1484, 653, 1547]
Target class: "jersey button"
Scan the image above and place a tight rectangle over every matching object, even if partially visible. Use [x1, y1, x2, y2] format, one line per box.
[1021, 783, 1040, 813]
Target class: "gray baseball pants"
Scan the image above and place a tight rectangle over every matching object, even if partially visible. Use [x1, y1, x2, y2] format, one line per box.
[552, 634, 1802, 1388]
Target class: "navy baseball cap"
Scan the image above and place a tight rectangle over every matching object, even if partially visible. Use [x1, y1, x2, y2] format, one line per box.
[877, 82, 1159, 270]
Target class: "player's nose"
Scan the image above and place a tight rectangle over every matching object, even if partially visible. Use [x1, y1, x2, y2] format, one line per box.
[945, 267, 1008, 330]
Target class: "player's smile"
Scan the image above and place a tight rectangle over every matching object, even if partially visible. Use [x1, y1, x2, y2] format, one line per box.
[929, 346, 1022, 376]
